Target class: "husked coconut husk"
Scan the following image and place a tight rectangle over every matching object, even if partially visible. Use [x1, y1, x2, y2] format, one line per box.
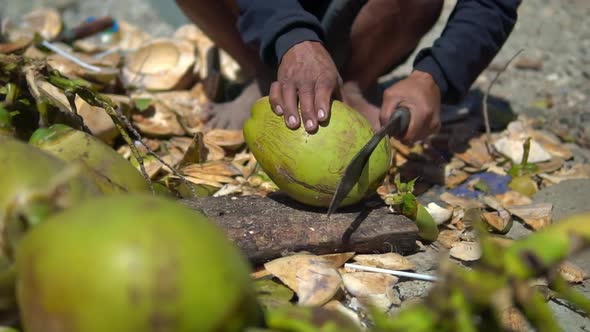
[122, 38, 196, 91]
[21, 8, 63, 40]
[130, 93, 186, 137]
[151, 90, 207, 133]
[174, 24, 212, 80]
[47, 52, 119, 85]
[73, 21, 151, 53]
[75, 94, 131, 144]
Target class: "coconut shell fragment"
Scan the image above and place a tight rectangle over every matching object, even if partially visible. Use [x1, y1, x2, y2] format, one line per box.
[123, 38, 196, 91]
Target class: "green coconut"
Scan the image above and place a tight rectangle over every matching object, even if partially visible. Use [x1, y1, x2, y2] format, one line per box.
[15, 194, 263, 332]
[0, 137, 100, 254]
[29, 124, 150, 194]
[243, 97, 391, 207]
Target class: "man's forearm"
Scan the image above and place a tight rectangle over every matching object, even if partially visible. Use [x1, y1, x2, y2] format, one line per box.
[236, 0, 325, 66]
[413, 0, 522, 104]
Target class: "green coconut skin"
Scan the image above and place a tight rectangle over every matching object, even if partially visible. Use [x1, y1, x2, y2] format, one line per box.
[15, 194, 263, 332]
[244, 97, 391, 207]
[0, 137, 100, 245]
[29, 124, 150, 194]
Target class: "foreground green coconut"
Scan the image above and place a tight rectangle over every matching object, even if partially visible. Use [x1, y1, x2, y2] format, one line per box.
[0, 137, 100, 255]
[244, 97, 391, 207]
[29, 124, 150, 194]
[15, 194, 262, 332]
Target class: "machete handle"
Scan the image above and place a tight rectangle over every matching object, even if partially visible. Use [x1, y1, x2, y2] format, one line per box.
[384, 106, 411, 139]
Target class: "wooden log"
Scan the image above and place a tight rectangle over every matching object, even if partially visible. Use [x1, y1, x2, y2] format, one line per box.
[180, 193, 419, 264]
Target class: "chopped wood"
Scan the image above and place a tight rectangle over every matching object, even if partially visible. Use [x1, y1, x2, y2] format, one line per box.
[180, 194, 418, 264]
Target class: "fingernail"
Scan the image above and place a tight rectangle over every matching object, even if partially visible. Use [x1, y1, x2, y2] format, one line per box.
[318, 108, 325, 120]
[288, 115, 297, 126]
[305, 119, 314, 129]
[275, 105, 283, 115]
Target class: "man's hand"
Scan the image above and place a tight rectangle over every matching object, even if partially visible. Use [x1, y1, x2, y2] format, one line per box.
[269, 41, 341, 133]
[380, 70, 441, 142]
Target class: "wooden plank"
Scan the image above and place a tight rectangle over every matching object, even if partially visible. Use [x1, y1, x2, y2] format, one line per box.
[180, 193, 418, 264]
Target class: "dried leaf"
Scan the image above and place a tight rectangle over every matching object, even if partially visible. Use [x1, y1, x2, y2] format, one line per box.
[538, 164, 590, 185]
[264, 254, 342, 306]
[557, 261, 588, 283]
[449, 241, 482, 261]
[507, 203, 552, 230]
[353, 253, 416, 271]
[437, 230, 461, 249]
[341, 272, 400, 312]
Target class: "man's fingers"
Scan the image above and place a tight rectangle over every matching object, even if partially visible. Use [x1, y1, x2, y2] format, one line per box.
[281, 82, 300, 129]
[314, 79, 335, 123]
[269, 82, 284, 115]
[298, 83, 317, 132]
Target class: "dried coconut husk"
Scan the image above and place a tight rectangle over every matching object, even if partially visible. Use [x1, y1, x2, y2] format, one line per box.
[204, 129, 245, 151]
[122, 38, 196, 91]
[0, 37, 32, 54]
[174, 24, 212, 80]
[47, 52, 119, 85]
[149, 90, 207, 133]
[130, 94, 186, 137]
[75, 94, 131, 144]
[73, 21, 151, 53]
[21, 8, 62, 40]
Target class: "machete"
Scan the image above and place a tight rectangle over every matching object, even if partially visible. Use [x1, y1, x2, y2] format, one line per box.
[327, 107, 410, 217]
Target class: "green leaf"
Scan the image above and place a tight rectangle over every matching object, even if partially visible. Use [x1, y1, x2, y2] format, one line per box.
[474, 179, 490, 194]
[134, 98, 153, 112]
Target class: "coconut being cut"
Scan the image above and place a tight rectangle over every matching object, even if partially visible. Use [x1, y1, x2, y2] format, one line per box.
[122, 38, 197, 91]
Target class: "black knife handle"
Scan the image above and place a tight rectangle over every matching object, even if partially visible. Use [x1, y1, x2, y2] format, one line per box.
[377, 106, 411, 139]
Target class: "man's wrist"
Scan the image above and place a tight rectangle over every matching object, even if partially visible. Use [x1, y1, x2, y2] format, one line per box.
[410, 70, 440, 95]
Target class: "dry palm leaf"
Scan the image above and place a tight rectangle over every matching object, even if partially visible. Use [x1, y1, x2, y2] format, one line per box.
[353, 253, 416, 271]
[123, 38, 196, 91]
[264, 254, 342, 307]
[341, 272, 400, 312]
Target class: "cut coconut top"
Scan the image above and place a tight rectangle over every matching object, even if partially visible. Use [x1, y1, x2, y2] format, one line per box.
[123, 38, 196, 91]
